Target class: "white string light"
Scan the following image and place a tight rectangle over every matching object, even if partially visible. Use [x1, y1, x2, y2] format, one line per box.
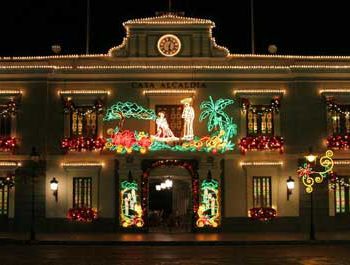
[240, 161, 283, 166]
[143, 89, 196, 95]
[61, 162, 104, 167]
[58, 90, 111, 95]
[233, 89, 286, 95]
[0, 161, 21, 167]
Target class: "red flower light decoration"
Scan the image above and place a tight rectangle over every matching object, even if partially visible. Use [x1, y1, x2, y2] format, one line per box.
[61, 136, 106, 152]
[67, 207, 98, 222]
[0, 136, 16, 152]
[249, 207, 277, 222]
[239, 136, 284, 154]
[327, 134, 350, 150]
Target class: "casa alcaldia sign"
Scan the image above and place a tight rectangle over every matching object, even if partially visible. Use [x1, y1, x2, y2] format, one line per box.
[131, 82, 206, 89]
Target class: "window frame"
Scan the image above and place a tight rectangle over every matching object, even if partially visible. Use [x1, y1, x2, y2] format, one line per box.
[334, 176, 350, 215]
[252, 176, 272, 208]
[72, 177, 93, 208]
[246, 105, 274, 137]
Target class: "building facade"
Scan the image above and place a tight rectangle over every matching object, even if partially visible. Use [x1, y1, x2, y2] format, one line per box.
[0, 13, 350, 233]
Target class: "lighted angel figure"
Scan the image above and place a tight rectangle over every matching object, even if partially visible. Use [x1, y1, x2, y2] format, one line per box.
[154, 111, 178, 141]
[181, 98, 195, 140]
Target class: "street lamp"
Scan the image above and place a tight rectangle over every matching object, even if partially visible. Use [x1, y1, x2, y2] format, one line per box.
[50, 177, 59, 202]
[286, 176, 295, 200]
[304, 148, 316, 241]
[30, 147, 40, 241]
[297, 149, 334, 241]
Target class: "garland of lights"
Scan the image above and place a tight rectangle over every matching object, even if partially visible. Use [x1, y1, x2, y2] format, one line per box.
[327, 134, 350, 149]
[196, 174, 220, 228]
[120, 180, 144, 228]
[67, 207, 98, 222]
[0, 137, 16, 152]
[141, 160, 199, 228]
[63, 99, 104, 115]
[249, 207, 277, 222]
[328, 172, 350, 189]
[239, 136, 284, 154]
[0, 173, 15, 188]
[61, 136, 106, 152]
[0, 101, 17, 117]
[104, 97, 237, 154]
[297, 150, 334, 193]
[240, 97, 280, 113]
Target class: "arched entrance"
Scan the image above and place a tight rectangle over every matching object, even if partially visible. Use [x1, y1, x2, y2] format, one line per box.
[141, 159, 199, 232]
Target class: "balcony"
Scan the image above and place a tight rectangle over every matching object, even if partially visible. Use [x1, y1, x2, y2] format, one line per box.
[0, 136, 16, 152]
[239, 136, 284, 154]
[61, 136, 106, 153]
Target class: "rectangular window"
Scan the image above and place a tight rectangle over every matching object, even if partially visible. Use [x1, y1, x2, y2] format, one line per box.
[0, 185, 9, 216]
[70, 108, 97, 137]
[253, 176, 272, 208]
[155, 105, 184, 138]
[247, 106, 274, 136]
[330, 108, 350, 135]
[73, 177, 92, 208]
[334, 177, 350, 214]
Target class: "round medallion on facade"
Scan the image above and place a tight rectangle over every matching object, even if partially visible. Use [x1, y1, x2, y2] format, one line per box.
[157, 34, 181, 57]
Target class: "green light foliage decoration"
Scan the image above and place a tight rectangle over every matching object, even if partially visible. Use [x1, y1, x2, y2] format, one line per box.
[120, 180, 144, 228]
[104, 101, 156, 131]
[196, 173, 220, 228]
[104, 97, 237, 154]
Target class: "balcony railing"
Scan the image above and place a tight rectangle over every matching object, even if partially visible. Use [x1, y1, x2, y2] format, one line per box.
[0, 136, 16, 152]
[239, 135, 284, 154]
[61, 136, 106, 153]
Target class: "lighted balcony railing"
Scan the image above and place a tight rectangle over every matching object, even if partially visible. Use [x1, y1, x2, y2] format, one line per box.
[0, 136, 16, 152]
[327, 134, 350, 150]
[239, 135, 284, 154]
[61, 136, 106, 153]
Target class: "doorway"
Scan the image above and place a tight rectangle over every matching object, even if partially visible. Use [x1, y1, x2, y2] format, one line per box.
[141, 159, 199, 233]
[149, 176, 192, 232]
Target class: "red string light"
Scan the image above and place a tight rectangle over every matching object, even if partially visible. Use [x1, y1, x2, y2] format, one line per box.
[239, 136, 284, 154]
[249, 207, 276, 222]
[0, 137, 16, 152]
[67, 207, 98, 222]
[61, 136, 106, 152]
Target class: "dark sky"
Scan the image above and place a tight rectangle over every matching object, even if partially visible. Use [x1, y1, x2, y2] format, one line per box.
[0, 0, 349, 56]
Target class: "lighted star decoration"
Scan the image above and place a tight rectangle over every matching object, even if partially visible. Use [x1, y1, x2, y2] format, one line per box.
[297, 150, 334, 193]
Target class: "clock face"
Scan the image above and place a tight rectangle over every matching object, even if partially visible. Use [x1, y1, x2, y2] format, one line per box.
[157, 34, 181, 57]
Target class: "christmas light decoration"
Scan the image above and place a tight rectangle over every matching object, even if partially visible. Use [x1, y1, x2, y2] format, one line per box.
[320, 89, 350, 94]
[328, 171, 350, 189]
[0, 90, 22, 95]
[61, 136, 105, 153]
[240, 161, 283, 166]
[0, 101, 17, 116]
[104, 97, 237, 154]
[234, 89, 286, 95]
[327, 134, 350, 149]
[249, 207, 276, 221]
[239, 136, 284, 154]
[0, 137, 16, 152]
[59, 90, 110, 95]
[61, 162, 104, 167]
[240, 97, 281, 113]
[196, 172, 220, 228]
[334, 160, 350, 165]
[297, 150, 334, 193]
[67, 207, 98, 222]
[104, 101, 156, 131]
[0, 173, 15, 188]
[120, 179, 144, 228]
[63, 98, 104, 115]
[0, 161, 21, 167]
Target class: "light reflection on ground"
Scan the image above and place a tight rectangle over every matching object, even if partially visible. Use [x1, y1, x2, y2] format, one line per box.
[1, 245, 350, 265]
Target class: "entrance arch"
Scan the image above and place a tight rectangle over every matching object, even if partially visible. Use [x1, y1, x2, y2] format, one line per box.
[141, 159, 199, 231]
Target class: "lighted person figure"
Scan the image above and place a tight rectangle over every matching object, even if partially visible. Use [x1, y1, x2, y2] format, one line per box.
[181, 98, 195, 140]
[155, 111, 178, 141]
[124, 194, 130, 216]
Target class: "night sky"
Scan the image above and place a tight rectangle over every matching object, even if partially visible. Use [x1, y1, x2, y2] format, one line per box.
[0, 0, 349, 56]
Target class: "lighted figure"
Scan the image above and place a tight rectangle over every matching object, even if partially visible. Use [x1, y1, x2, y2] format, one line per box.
[120, 180, 144, 228]
[196, 173, 220, 228]
[154, 111, 179, 141]
[181, 98, 195, 140]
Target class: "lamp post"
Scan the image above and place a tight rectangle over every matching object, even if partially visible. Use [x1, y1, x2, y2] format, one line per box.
[30, 147, 40, 241]
[304, 149, 318, 241]
[50, 178, 59, 202]
[286, 176, 295, 200]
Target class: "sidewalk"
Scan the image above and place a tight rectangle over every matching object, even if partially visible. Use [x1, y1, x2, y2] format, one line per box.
[1, 232, 350, 245]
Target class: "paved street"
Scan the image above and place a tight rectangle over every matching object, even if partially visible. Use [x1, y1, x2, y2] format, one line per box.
[1, 245, 350, 265]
